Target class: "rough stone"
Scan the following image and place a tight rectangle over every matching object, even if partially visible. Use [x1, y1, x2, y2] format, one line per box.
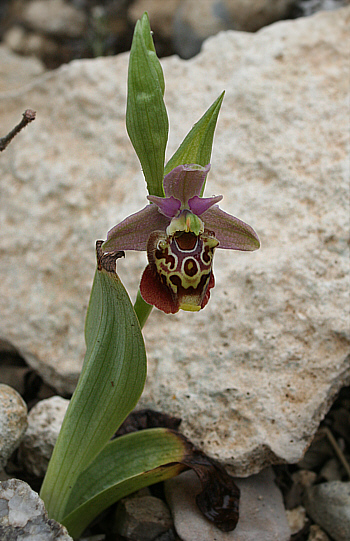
[222, 0, 295, 30]
[18, 396, 69, 478]
[114, 495, 173, 541]
[319, 457, 344, 481]
[22, 0, 87, 39]
[0, 384, 27, 471]
[130, 0, 182, 40]
[0, 9, 349, 476]
[308, 524, 331, 541]
[0, 45, 44, 93]
[173, 0, 294, 57]
[294, 0, 349, 17]
[284, 469, 317, 509]
[304, 481, 350, 541]
[0, 478, 73, 540]
[286, 506, 307, 536]
[3, 26, 59, 61]
[165, 468, 291, 540]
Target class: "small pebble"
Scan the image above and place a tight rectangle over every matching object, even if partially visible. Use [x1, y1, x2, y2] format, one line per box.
[18, 395, 69, 477]
[114, 494, 173, 541]
[304, 481, 350, 541]
[307, 524, 331, 541]
[293, 470, 318, 489]
[165, 467, 291, 541]
[0, 384, 27, 471]
[286, 505, 307, 535]
[320, 457, 343, 482]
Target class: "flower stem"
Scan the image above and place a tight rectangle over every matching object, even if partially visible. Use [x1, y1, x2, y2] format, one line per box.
[134, 290, 153, 328]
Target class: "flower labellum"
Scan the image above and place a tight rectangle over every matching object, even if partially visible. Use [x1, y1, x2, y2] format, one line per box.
[102, 164, 260, 314]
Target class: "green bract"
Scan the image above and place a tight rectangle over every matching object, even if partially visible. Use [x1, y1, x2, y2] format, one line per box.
[126, 13, 168, 197]
[126, 12, 225, 198]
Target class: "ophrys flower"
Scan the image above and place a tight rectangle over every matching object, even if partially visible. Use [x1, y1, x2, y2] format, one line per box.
[102, 164, 260, 314]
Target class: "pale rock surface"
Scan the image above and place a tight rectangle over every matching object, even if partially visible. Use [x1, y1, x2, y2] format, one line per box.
[0, 385, 27, 472]
[0, 478, 73, 540]
[165, 468, 291, 540]
[174, 0, 294, 57]
[304, 481, 350, 541]
[0, 9, 349, 475]
[18, 396, 69, 478]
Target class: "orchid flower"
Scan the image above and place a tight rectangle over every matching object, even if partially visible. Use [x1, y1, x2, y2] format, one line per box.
[102, 163, 260, 314]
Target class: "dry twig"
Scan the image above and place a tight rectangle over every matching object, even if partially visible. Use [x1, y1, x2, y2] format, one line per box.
[0, 109, 36, 152]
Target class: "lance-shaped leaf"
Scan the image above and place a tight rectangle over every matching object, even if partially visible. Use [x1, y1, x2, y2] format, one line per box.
[126, 12, 168, 197]
[164, 92, 224, 195]
[61, 428, 189, 538]
[62, 425, 241, 538]
[40, 242, 147, 522]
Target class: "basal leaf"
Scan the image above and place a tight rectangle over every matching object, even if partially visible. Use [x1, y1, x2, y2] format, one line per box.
[40, 243, 147, 522]
[62, 428, 189, 538]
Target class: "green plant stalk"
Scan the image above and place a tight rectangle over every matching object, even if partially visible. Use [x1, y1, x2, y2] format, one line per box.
[134, 289, 153, 328]
[40, 249, 147, 522]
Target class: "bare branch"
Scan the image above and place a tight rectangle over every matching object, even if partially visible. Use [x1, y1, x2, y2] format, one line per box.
[0, 109, 36, 152]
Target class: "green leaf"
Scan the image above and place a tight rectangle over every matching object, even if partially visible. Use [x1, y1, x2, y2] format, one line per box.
[164, 92, 225, 194]
[62, 428, 189, 538]
[40, 244, 147, 523]
[126, 12, 168, 197]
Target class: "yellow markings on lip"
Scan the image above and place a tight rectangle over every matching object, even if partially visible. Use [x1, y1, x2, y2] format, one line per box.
[179, 302, 201, 312]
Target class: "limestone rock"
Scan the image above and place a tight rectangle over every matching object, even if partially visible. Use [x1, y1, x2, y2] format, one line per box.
[173, 0, 294, 57]
[222, 0, 295, 30]
[0, 478, 73, 540]
[130, 0, 182, 40]
[294, 0, 349, 17]
[0, 8, 349, 476]
[165, 468, 291, 540]
[3, 26, 59, 62]
[18, 396, 69, 478]
[22, 0, 87, 39]
[304, 481, 350, 541]
[0, 384, 27, 471]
